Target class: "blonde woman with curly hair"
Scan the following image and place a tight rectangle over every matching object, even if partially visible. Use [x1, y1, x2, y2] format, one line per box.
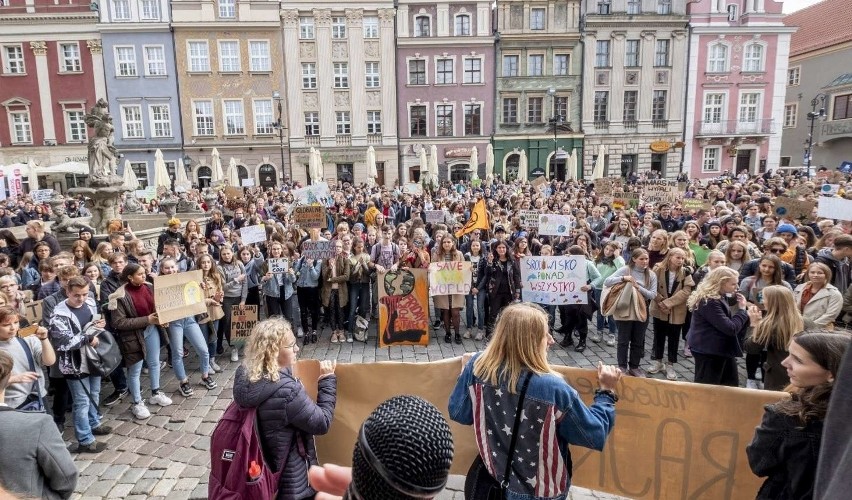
[748, 285, 804, 391]
[233, 318, 337, 498]
[686, 267, 761, 387]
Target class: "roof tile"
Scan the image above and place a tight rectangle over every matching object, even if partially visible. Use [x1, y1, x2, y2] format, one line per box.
[784, 0, 852, 57]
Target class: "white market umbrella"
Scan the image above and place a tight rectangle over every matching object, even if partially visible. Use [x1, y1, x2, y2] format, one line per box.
[226, 157, 240, 187]
[153, 149, 171, 190]
[314, 149, 324, 182]
[518, 150, 528, 183]
[419, 147, 430, 185]
[121, 159, 139, 191]
[366, 146, 377, 188]
[429, 145, 439, 182]
[211, 148, 224, 184]
[470, 147, 479, 181]
[308, 147, 318, 184]
[175, 161, 191, 192]
[591, 145, 606, 180]
[485, 143, 494, 183]
[27, 158, 39, 192]
[568, 149, 578, 181]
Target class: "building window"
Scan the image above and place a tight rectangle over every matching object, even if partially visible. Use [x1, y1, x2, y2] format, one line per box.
[555, 96, 569, 119]
[333, 63, 349, 88]
[502, 98, 518, 124]
[249, 41, 270, 72]
[530, 8, 545, 29]
[332, 17, 347, 39]
[336, 163, 353, 184]
[218, 41, 240, 72]
[502, 55, 519, 77]
[193, 100, 214, 136]
[408, 59, 426, 85]
[652, 90, 667, 120]
[223, 100, 245, 135]
[743, 43, 764, 72]
[301, 63, 317, 89]
[654, 39, 670, 67]
[527, 97, 543, 123]
[436, 105, 453, 136]
[300, 17, 315, 40]
[738, 92, 760, 129]
[66, 110, 87, 142]
[463, 58, 482, 83]
[9, 111, 32, 143]
[593, 91, 609, 122]
[833, 94, 852, 120]
[788, 66, 800, 86]
[410, 105, 427, 136]
[114, 46, 137, 77]
[367, 111, 382, 134]
[150, 104, 171, 137]
[627, 0, 641, 14]
[455, 14, 471, 36]
[140, 0, 159, 20]
[464, 103, 481, 135]
[553, 54, 569, 76]
[702, 147, 720, 173]
[188, 41, 210, 72]
[528, 54, 544, 76]
[254, 100, 274, 135]
[780, 156, 791, 167]
[112, 0, 130, 20]
[218, 0, 235, 18]
[595, 41, 610, 68]
[59, 43, 81, 73]
[363, 17, 379, 38]
[121, 105, 143, 138]
[304, 112, 319, 136]
[707, 43, 728, 73]
[623, 90, 638, 122]
[2, 45, 25, 74]
[784, 103, 797, 128]
[703, 92, 724, 124]
[130, 162, 148, 188]
[597, 0, 611, 15]
[415, 16, 431, 37]
[143, 45, 166, 76]
[657, 0, 672, 15]
[365, 62, 380, 88]
[436, 58, 453, 84]
[625, 40, 640, 67]
[336, 111, 351, 135]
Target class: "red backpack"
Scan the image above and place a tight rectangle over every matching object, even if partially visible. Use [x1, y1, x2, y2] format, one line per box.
[209, 402, 281, 500]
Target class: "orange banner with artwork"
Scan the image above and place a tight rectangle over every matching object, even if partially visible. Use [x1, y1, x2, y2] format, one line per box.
[377, 268, 430, 347]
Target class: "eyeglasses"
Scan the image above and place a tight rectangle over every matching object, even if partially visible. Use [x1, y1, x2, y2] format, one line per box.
[282, 339, 297, 350]
[768, 248, 785, 254]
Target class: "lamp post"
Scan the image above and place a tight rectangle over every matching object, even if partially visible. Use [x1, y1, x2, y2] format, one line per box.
[804, 93, 826, 179]
[272, 90, 289, 185]
[547, 86, 565, 180]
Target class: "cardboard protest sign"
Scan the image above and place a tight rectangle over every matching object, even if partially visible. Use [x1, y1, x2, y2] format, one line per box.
[231, 305, 258, 338]
[377, 268, 430, 347]
[518, 209, 540, 229]
[682, 198, 711, 211]
[425, 210, 445, 224]
[30, 189, 54, 203]
[18, 325, 39, 338]
[24, 300, 42, 325]
[531, 175, 548, 192]
[301, 240, 336, 260]
[428, 261, 472, 296]
[641, 180, 679, 204]
[817, 197, 852, 221]
[538, 214, 572, 236]
[241, 178, 255, 187]
[154, 270, 206, 323]
[224, 186, 243, 200]
[521, 256, 588, 305]
[292, 182, 330, 204]
[773, 196, 815, 221]
[820, 184, 840, 196]
[402, 183, 424, 196]
[794, 184, 813, 196]
[267, 258, 288, 274]
[239, 224, 266, 245]
[303, 358, 783, 500]
[595, 178, 621, 196]
[292, 205, 326, 228]
[612, 191, 640, 210]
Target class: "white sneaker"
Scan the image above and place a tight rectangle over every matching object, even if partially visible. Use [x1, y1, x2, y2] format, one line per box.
[648, 360, 664, 374]
[746, 379, 759, 390]
[230, 348, 239, 362]
[665, 364, 678, 381]
[589, 331, 603, 343]
[210, 359, 222, 373]
[463, 329, 472, 339]
[149, 392, 173, 407]
[474, 329, 484, 341]
[606, 334, 616, 347]
[297, 327, 304, 338]
[131, 402, 151, 420]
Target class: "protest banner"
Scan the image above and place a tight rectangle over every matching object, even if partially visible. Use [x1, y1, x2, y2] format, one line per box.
[531, 175, 548, 192]
[301, 240, 336, 260]
[267, 258, 288, 274]
[794, 184, 813, 196]
[153, 270, 206, 323]
[29, 189, 54, 203]
[518, 209, 540, 229]
[292, 205, 326, 228]
[641, 180, 679, 204]
[302, 358, 783, 500]
[682, 198, 711, 212]
[223, 186, 243, 200]
[595, 178, 621, 196]
[773, 196, 815, 221]
[612, 192, 640, 210]
[24, 300, 42, 325]
[820, 184, 840, 196]
[538, 214, 572, 236]
[377, 268, 430, 347]
[142, 186, 158, 202]
[520, 256, 588, 305]
[293, 182, 330, 204]
[241, 178, 255, 187]
[231, 305, 258, 338]
[239, 224, 266, 245]
[402, 182, 423, 196]
[428, 261, 472, 296]
[817, 196, 852, 221]
[18, 325, 39, 338]
[425, 210, 445, 224]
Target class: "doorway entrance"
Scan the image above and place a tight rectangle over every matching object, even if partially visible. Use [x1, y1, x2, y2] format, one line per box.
[621, 154, 637, 178]
[259, 164, 277, 189]
[736, 149, 753, 175]
[549, 150, 568, 181]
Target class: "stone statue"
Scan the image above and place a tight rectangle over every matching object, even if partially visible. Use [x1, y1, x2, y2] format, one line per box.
[49, 194, 94, 234]
[122, 191, 142, 213]
[84, 98, 118, 180]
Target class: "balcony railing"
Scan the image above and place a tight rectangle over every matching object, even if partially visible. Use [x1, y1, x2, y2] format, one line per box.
[336, 135, 351, 146]
[623, 119, 638, 128]
[697, 119, 775, 136]
[594, 120, 610, 129]
[305, 136, 320, 146]
[367, 134, 383, 144]
[652, 119, 669, 129]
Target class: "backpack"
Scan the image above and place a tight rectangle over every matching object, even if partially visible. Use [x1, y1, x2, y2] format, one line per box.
[209, 402, 282, 500]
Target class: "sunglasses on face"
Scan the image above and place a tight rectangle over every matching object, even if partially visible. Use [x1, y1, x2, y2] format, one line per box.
[768, 248, 785, 254]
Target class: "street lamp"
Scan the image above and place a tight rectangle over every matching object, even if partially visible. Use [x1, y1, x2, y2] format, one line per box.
[804, 93, 826, 179]
[272, 90, 289, 185]
[547, 86, 565, 180]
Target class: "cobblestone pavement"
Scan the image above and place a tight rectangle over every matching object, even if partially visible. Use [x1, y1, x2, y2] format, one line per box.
[67, 317, 737, 499]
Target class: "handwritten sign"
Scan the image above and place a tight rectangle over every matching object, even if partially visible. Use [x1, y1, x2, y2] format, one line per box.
[224, 186, 243, 201]
[817, 197, 852, 221]
[267, 258, 288, 274]
[612, 191, 640, 210]
[518, 209, 540, 229]
[521, 256, 588, 305]
[377, 269, 430, 347]
[154, 271, 206, 323]
[595, 178, 621, 196]
[425, 210, 445, 224]
[24, 300, 42, 325]
[239, 224, 266, 245]
[531, 176, 548, 192]
[231, 305, 258, 338]
[773, 196, 815, 221]
[29, 189, 54, 203]
[402, 183, 423, 196]
[301, 240, 335, 260]
[682, 198, 711, 212]
[428, 261, 472, 296]
[641, 179, 679, 204]
[292, 182, 330, 204]
[293, 205, 326, 228]
[538, 214, 572, 236]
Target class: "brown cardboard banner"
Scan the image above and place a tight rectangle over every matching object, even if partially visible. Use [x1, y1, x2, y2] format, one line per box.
[231, 305, 258, 338]
[299, 359, 781, 500]
[377, 269, 430, 347]
[153, 270, 207, 324]
[293, 206, 327, 229]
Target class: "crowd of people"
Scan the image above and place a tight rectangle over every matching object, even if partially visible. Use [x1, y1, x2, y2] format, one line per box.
[0, 166, 850, 499]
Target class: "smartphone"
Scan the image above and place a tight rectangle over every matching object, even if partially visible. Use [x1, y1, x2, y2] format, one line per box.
[122, 220, 129, 229]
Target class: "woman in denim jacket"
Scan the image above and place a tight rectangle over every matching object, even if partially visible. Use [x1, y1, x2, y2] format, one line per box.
[450, 303, 621, 500]
[294, 251, 322, 345]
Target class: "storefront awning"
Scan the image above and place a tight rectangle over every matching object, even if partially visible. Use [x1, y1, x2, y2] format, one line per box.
[37, 162, 88, 175]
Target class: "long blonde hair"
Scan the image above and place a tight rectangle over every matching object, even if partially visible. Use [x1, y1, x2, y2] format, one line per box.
[243, 318, 294, 383]
[473, 303, 555, 393]
[688, 266, 738, 311]
[751, 285, 803, 350]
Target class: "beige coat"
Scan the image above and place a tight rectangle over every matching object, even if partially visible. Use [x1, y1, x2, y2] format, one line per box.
[321, 255, 350, 308]
[650, 266, 695, 325]
[432, 250, 465, 310]
[794, 283, 843, 330]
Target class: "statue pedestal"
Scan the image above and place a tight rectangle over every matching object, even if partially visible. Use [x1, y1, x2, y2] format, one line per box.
[68, 175, 124, 234]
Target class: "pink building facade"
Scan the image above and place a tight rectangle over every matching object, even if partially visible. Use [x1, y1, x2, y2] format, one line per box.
[683, 0, 795, 178]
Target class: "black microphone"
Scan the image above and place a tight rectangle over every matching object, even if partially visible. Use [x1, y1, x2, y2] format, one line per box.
[343, 395, 454, 499]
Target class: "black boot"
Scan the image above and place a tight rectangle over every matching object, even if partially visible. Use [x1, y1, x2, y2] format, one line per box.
[454, 333, 462, 345]
[575, 341, 586, 353]
[560, 335, 574, 348]
[444, 332, 452, 343]
[310, 331, 318, 344]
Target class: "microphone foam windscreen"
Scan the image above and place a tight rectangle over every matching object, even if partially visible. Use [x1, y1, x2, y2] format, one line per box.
[352, 395, 454, 499]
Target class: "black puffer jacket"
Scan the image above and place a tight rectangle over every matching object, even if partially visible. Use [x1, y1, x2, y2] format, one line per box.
[233, 365, 336, 500]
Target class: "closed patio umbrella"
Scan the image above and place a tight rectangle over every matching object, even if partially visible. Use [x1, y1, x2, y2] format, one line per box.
[153, 149, 171, 190]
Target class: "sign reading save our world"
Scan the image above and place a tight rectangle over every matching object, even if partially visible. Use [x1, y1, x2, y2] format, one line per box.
[520, 256, 588, 305]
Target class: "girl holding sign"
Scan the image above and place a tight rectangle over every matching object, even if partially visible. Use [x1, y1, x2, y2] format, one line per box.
[197, 254, 224, 373]
[260, 242, 297, 325]
[434, 236, 465, 345]
[217, 247, 248, 362]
